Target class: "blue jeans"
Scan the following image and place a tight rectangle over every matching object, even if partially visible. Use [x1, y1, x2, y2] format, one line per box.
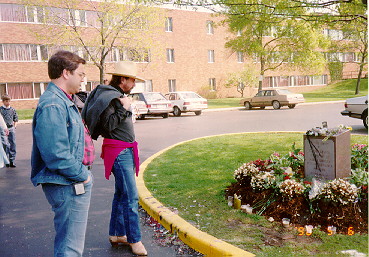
[2, 127, 16, 161]
[109, 148, 141, 243]
[42, 176, 93, 257]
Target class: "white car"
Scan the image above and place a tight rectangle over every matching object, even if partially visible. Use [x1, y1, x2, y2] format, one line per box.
[341, 95, 368, 129]
[165, 91, 208, 116]
[129, 92, 172, 119]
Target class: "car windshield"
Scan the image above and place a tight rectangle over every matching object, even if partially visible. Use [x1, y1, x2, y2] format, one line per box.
[180, 92, 201, 99]
[144, 93, 166, 101]
[276, 89, 293, 95]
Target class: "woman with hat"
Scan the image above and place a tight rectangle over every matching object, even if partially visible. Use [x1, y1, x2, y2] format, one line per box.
[82, 61, 147, 256]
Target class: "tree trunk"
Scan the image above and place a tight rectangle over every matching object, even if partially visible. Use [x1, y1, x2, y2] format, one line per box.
[355, 55, 366, 95]
[355, 68, 363, 95]
[259, 60, 265, 92]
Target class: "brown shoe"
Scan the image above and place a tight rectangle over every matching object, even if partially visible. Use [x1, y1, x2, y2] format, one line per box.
[109, 236, 129, 247]
[130, 241, 147, 256]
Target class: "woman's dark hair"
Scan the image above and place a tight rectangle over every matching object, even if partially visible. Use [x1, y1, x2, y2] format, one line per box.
[48, 50, 86, 79]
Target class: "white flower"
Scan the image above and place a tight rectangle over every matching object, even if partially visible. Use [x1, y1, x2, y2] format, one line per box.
[250, 172, 275, 190]
[234, 162, 259, 181]
[279, 179, 305, 198]
[314, 178, 358, 205]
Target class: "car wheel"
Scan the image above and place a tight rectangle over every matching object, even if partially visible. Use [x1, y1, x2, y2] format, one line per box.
[363, 110, 368, 129]
[272, 100, 281, 109]
[260, 106, 265, 109]
[244, 101, 252, 110]
[162, 113, 169, 118]
[173, 106, 181, 117]
[194, 111, 202, 116]
[288, 104, 296, 109]
[137, 114, 145, 120]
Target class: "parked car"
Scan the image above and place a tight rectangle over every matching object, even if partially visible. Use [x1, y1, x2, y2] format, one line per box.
[239, 89, 305, 110]
[129, 92, 172, 119]
[128, 95, 149, 120]
[341, 95, 368, 129]
[165, 91, 208, 116]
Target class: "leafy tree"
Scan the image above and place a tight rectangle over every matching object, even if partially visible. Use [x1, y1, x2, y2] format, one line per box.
[22, 0, 164, 83]
[332, 0, 368, 94]
[225, 65, 258, 97]
[222, 0, 329, 91]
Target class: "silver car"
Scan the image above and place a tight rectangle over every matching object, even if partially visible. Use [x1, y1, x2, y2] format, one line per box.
[341, 95, 368, 129]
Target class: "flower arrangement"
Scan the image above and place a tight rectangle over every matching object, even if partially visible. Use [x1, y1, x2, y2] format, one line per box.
[250, 172, 275, 190]
[351, 144, 368, 170]
[267, 143, 304, 177]
[305, 124, 352, 141]
[313, 178, 358, 205]
[232, 143, 368, 207]
[234, 162, 259, 181]
[279, 179, 305, 198]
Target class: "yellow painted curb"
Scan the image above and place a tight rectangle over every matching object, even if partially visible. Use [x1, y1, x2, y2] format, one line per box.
[137, 132, 304, 256]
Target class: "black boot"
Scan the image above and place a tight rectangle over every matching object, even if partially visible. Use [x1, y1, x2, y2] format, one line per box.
[9, 161, 16, 168]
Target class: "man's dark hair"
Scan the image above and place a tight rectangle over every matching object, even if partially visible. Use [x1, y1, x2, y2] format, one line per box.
[109, 75, 129, 88]
[48, 50, 86, 79]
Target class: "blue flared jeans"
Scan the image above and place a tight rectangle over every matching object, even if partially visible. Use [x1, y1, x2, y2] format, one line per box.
[42, 176, 93, 257]
[109, 148, 141, 243]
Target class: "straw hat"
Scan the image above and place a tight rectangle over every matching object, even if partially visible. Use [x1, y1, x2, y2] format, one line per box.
[107, 61, 145, 82]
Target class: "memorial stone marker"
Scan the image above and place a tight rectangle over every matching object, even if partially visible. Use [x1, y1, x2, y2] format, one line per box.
[304, 129, 351, 181]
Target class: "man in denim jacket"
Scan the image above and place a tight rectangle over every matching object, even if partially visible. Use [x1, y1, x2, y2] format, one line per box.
[31, 50, 92, 257]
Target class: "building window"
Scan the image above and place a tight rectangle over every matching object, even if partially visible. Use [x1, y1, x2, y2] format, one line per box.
[206, 20, 214, 34]
[7, 83, 33, 99]
[323, 29, 344, 40]
[209, 78, 216, 91]
[0, 84, 6, 97]
[168, 79, 176, 92]
[165, 17, 173, 32]
[145, 80, 153, 92]
[166, 48, 175, 63]
[237, 51, 244, 63]
[0, 4, 26, 22]
[208, 50, 214, 63]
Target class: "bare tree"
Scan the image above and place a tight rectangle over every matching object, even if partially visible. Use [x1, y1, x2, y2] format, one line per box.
[22, 0, 164, 83]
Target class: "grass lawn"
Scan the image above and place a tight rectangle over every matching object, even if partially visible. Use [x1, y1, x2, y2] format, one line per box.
[303, 78, 368, 103]
[17, 109, 35, 120]
[144, 132, 368, 256]
[207, 78, 368, 108]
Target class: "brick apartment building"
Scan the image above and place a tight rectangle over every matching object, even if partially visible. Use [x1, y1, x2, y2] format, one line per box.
[0, 0, 365, 109]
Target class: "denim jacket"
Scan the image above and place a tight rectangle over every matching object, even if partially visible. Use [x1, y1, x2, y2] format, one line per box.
[31, 83, 89, 186]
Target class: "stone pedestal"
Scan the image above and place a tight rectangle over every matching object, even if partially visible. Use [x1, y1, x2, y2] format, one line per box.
[303, 130, 351, 181]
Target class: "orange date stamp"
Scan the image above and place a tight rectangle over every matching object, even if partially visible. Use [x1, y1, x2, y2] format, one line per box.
[295, 226, 355, 236]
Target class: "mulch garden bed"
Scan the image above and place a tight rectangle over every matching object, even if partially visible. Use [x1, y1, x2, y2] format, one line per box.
[226, 181, 368, 235]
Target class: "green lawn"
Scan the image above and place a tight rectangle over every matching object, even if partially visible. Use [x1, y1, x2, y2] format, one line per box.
[207, 78, 368, 108]
[144, 133, 368, 256]
[303, 78, 368, 102]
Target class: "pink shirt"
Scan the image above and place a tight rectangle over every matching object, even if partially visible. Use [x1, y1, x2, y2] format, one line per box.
[62, 89, 95, 166]
[100, 138, 140, 180]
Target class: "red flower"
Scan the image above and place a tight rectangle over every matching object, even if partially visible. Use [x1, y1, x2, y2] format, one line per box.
[303, 181, 312, 185]
[284, 176, 290, 180]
